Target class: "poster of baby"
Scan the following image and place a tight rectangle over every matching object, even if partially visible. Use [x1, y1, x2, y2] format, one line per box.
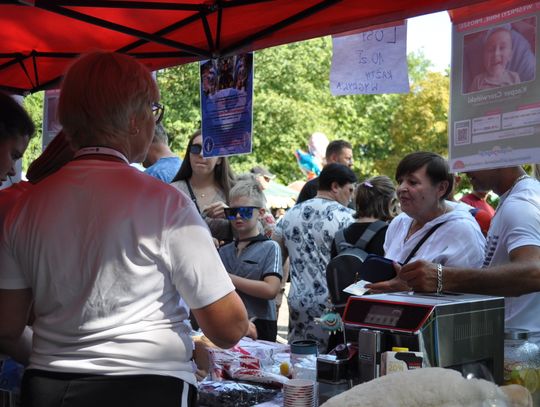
[449, 2, 540, 173]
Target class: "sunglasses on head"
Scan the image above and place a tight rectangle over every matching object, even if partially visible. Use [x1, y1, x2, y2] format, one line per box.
[189, 144, 203, 155]
[224, 206, 259, 220]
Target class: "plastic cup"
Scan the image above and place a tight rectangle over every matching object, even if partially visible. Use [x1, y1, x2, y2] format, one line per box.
[284, 379, 318, 407]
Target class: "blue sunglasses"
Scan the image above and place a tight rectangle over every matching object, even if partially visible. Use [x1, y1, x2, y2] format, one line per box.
[224, 206, 259, 220]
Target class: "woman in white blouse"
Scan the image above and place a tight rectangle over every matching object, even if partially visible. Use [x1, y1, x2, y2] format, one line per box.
[369, 152, 485, 292]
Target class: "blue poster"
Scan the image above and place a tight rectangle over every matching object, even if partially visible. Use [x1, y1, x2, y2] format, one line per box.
[200, 53, 253, 157]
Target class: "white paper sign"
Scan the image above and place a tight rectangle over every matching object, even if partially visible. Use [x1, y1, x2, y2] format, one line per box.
[330, 22, 410, 95]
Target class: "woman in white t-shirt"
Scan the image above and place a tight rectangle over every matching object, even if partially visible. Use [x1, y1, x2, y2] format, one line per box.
[368, 152, 485, 293]
[0, 51, 250, 407]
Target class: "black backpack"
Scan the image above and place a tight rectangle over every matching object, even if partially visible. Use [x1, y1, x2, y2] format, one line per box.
[326, 220, 387, 312]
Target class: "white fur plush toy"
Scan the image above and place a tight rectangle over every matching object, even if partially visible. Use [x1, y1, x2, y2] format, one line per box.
[320, 367, 532, 407]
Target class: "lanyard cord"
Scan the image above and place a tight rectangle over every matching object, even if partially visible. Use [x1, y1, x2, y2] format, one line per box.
[73, 146, 129, 164]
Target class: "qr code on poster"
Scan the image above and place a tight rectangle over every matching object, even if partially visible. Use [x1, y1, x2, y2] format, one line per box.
[454, 121, 471, 146]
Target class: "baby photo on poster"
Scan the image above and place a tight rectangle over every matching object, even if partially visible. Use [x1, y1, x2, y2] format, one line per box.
[462, 17, 537, 94]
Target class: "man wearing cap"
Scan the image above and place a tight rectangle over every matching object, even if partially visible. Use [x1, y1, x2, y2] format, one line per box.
[297, 140, 354, 204]
[250, 166, 274, 190]
[249, 166, 277, 238]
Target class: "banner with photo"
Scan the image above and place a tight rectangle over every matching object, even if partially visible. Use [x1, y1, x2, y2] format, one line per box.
[200, 53, 253, 158]
[449, 2, 540, 172]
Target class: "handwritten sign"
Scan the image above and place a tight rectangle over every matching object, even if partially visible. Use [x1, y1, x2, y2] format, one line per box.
[330, 22, 409, 95]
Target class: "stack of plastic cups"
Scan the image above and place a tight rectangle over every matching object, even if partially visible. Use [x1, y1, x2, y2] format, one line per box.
[290, 339, 318, 381]
[287, 340, 319, 406]
[283, 378, 318, 407]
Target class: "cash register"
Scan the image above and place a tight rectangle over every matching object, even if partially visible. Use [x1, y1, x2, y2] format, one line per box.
[342, 292, 505, 384]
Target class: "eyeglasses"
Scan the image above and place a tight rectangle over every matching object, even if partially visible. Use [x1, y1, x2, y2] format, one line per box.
[189, 143, 203, 155]
[152, 102, 165, 124]
[223, 206, 259, 220]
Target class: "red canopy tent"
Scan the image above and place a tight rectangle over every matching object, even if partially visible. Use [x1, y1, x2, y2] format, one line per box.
[0, 0, 518, 94]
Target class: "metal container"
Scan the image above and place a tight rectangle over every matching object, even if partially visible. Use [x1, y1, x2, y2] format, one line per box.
[317, 355, 349, 384]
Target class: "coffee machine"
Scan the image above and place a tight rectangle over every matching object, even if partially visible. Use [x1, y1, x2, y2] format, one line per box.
[342, 292, 505, 384]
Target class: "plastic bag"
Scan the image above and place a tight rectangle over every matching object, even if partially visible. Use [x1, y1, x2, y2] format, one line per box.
[208, 344, 290, 386]
[198, 380, 279, 407]
[208, 347, 260, 381]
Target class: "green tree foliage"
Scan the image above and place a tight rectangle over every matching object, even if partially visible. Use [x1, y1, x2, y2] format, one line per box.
[360, 51, 449, 179]
[156, 64, 200, 154]
[373, 69, 450, 177]
[19, 39, 450, 187]
[156, 38, 450, 184]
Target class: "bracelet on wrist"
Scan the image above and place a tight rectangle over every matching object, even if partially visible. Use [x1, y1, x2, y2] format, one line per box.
[436, 263, 443, 294]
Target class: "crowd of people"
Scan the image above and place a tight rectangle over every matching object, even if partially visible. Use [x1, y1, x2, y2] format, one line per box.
[0, 50, 540, 407]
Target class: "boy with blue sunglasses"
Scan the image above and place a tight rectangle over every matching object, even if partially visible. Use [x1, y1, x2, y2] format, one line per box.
[219, 176, 283, 341]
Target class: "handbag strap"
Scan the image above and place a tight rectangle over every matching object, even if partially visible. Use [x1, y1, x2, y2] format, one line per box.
[403, 221, 447, 264]
[185, 180, 202, 213]
[335, 220, 387, 254]
[334, 229, 347, 253]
